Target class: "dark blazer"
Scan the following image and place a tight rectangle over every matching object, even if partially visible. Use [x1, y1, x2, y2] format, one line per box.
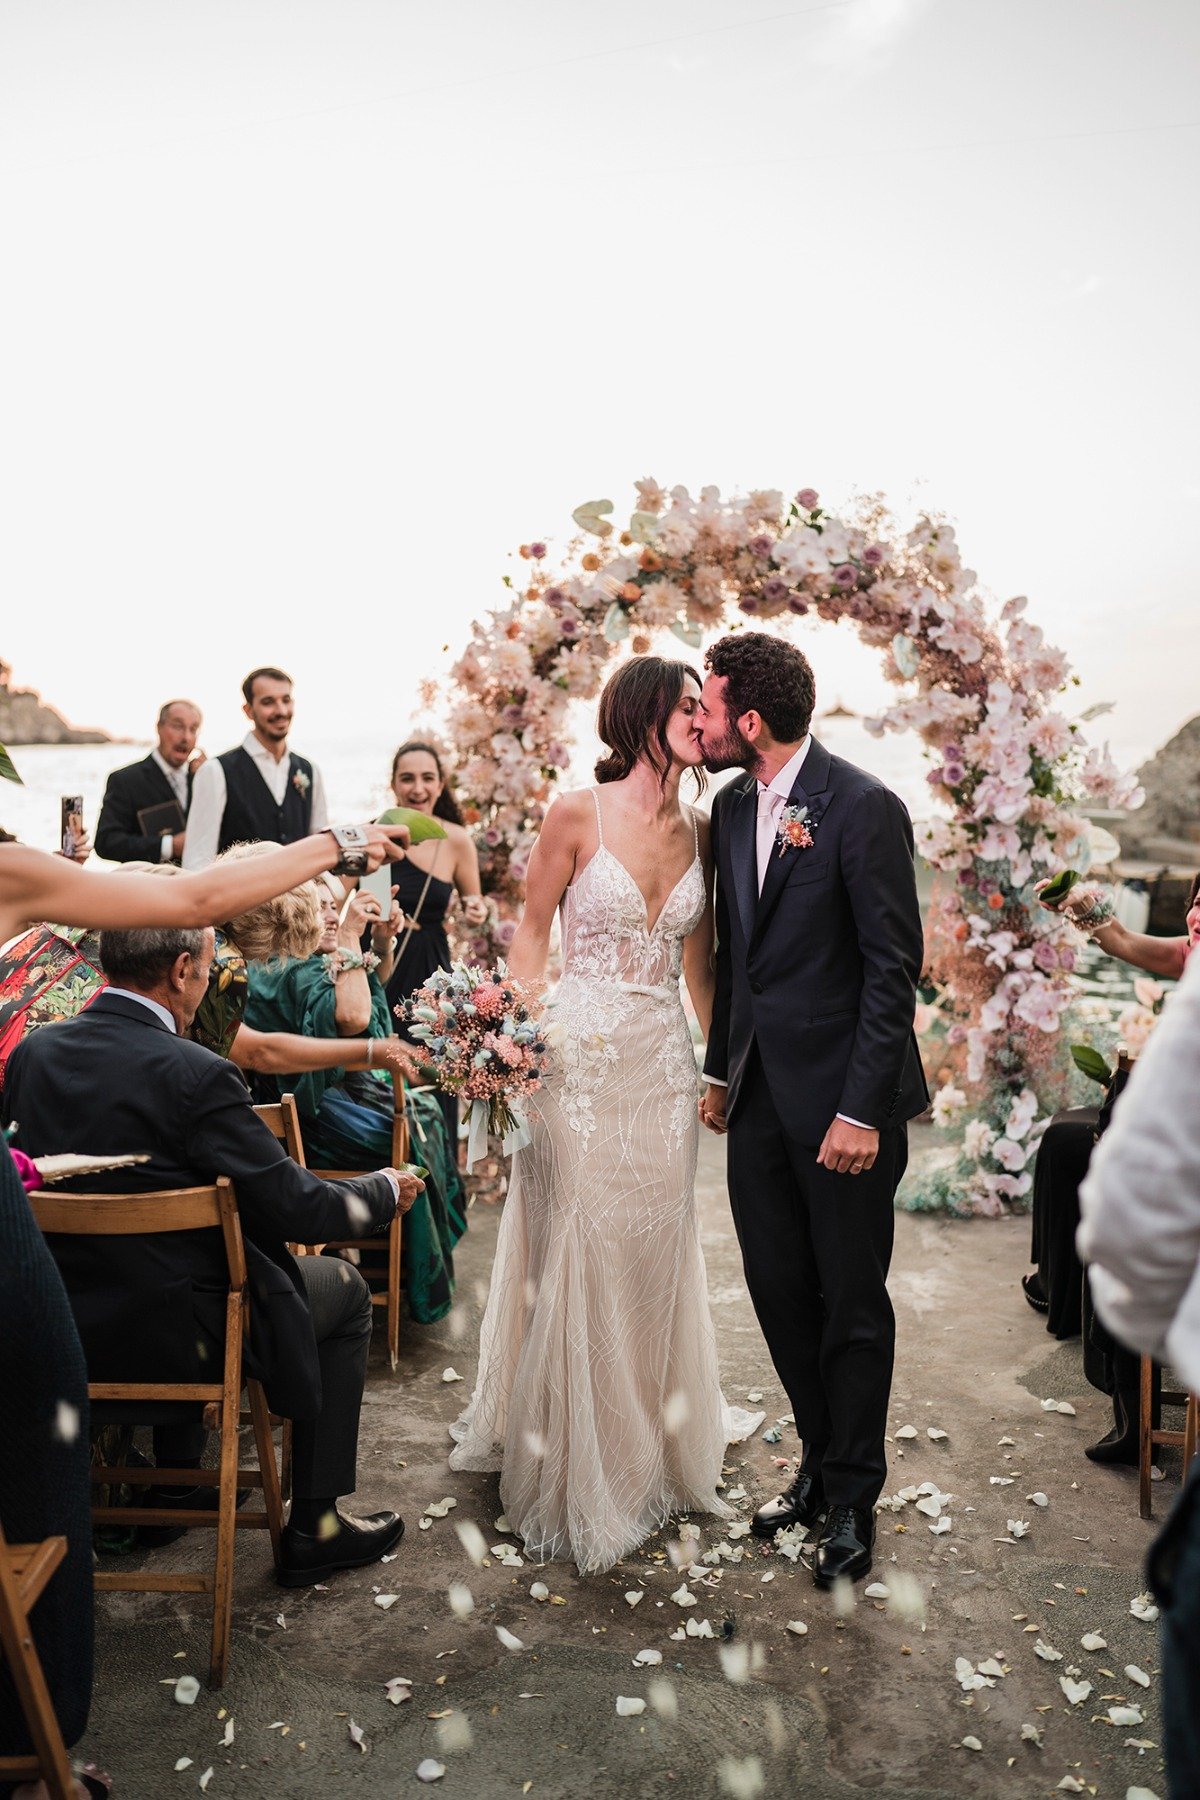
[2, 993, 396, 1417]
[705, 736, 929, 1144]
[95, 754, 191, 864]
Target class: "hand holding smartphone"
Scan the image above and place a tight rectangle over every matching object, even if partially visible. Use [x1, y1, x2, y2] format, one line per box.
[60, 795, 85, 859]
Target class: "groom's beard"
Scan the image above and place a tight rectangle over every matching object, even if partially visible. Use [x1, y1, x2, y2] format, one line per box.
[699, 720, 755, 774]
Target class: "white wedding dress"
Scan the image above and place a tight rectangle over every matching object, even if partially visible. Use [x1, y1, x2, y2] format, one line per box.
[449, 790, 762, 1574]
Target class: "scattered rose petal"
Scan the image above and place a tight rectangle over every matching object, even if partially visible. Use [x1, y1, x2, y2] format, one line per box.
[530, 1581, 549, 1602]
[375, 1594, 399, 1610]
[615, 1696, 646, 1717]
[929, 1517, 952, 1536]
[198, 1771, 213, 1793]
[1027, 1492, 1049, 1507]
[1035, 1640, 1064, 1662]
[785, 1619, 808, 1637]
[454, 1521, 488, 1566]
[990, 1476, 1015, 1486]
[494, 1514, 512, 1533]
[746, 1391, 764, 1403]
[174, 1676, 200, 1706]
[927, 1427, 948, 1441]
[174, 1760, 193, 1772]
[1057, 1781, 1085, 1795]
[1125, 1664, 1151, 1688]
[624, 1590, 644, 1607]
[448, 1584, 474, 1620]
[977, 1658, 1006, 1679]
[647, 1677, 677, 1721]
[1080, 1632, 1107, 1652]
[961, 1735, 982, 1751]
[385, 1678, 413, 1705]
[1019, 1723, 1042, 1746]
[1060, 1675, 1093, 1706]
[717, 1754, 765, 1798]
[424, 1498, 458, 1519]
[1130, 1593, 1160, 1623]
[1108, 1704, 1145, 1726]
[1006, 1519, 1030, 1539]
[220, 1717, 234, 1748]
[893, 1425, 918, 1440]
[442, 1368, 463, 1383]
[671, 1584, 698, 1608]
[685, 1617, 715, 1638]
[1040, 1398, 1076, 1415]
[633, 1648, 662, 1667]
[416, 1759, 446, 1783]
[348, 1719, 366, 1754]
[864, 1582, 890, 1600]
[997, 1435, 1016, 1446]
[495, 1625, 525, 1651]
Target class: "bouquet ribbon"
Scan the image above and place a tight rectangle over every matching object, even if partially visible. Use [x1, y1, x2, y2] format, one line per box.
[466, 1098, 532, 1171]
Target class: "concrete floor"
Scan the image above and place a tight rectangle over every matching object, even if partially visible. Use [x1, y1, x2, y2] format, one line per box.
[80, 1127, 1170, 1799]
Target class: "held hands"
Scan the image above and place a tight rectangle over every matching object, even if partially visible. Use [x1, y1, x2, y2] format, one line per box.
[817, 1118, 879, 1176]
[384, 1168, 425, 1216]
[698, 1083, 728, 1135]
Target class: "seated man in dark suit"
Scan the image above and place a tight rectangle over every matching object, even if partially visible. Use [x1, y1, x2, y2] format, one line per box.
[95, 699, 203, 865]
[3, 921, 423, 1588]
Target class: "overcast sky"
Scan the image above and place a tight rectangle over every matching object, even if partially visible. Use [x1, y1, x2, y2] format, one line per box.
[2, 0, 1196, 766]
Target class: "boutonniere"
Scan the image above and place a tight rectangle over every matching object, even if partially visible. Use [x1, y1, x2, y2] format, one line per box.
[776, 802, 818, 856]
[292, 769, 311, 796]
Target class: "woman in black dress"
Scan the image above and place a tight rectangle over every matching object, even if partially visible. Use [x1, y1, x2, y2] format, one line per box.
[383, 742, 485, 1149]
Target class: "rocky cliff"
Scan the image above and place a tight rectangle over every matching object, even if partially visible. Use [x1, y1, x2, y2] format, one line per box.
[1117, 713, 1200, 862]
[0, 660, 110, 745]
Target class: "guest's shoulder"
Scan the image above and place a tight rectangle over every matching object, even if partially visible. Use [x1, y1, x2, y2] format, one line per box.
[826, 752, 904, 806]
[104, 753, 152, 786]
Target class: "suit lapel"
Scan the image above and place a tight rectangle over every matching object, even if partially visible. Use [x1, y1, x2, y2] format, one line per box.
[752, 737, 834, 947]
[726, 776, 758, 941]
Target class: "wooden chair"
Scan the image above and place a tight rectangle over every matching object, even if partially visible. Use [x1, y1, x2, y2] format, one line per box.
[1139, 1353, 1200, 1518]
[27, 1178, 284, 1687]
[0, 1520, 74, 1799]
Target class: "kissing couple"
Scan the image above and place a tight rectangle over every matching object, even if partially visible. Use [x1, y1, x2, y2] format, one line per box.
[450, 631, 928, 1584]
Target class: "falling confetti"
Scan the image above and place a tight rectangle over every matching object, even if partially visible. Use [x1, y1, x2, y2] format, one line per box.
[455, 1520, 489, 1566]
[436, 1713, 474, 1753]
[448, 1584, 474, 1620]
[717, 1754, 765, 1798]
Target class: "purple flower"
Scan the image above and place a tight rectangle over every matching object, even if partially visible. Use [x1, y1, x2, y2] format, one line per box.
[942, 762, 966, 786]
[947, 1023, 967, 1046]
[738, 595, 760, 613]
[927, 767, 946, 787]
[1058, 945, 1076, 973]
[958, 869, 978, 888]
[796, 488, 819, 510]
[863, 543, 885, 566]
[528, 541, 547, 559]
[977, 877, 995, 897]
[545, 586, 565, 609]
[1032, 941, 1059, 972]
[942, 741, 964, 761]
[762, 577, 789, 603]
[834, 563, 857, 588]
[560, 617, 580, 638]
[847, 596, 870, 620]
[787, 597, 809, 616]
[483, 826, 503, 848]
[501, 704, 524, 728]
[749, 534, 774, 560]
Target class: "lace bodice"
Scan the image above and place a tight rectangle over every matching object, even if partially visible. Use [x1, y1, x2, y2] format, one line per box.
[558, 792, 706, 992]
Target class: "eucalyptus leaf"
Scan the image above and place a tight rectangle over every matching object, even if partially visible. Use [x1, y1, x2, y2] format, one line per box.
[669, 619, 702, 650]
[1078, 701, 1115, 722]
[1070, 1044, 1113, 1086]
[0, 742, 23, 785]
[892, 634, 920, 680]
[629, 511, 661, 545]
[572, 498, 614, 538]
[603, 602, 631, 643]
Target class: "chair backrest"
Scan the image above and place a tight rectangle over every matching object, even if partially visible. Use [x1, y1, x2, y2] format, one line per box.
[27, 1177, 247, 1291]
[252, 1093, 307, 1167]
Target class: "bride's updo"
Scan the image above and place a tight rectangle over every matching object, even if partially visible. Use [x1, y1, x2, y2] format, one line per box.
[594, 655, 703, 786]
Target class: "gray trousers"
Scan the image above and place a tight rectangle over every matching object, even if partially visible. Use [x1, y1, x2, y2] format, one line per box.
[156, 1255, 374, 1500]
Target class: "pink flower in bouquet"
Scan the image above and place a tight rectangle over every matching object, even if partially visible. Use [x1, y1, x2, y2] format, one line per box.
[749, 534, 774, 559]
[796, 488, 819, 510]
[486, 1032, 523, 1070]
[863, 543, 885, 566]
[834, 563, 858, 588]
[472, 982, 506, 1021]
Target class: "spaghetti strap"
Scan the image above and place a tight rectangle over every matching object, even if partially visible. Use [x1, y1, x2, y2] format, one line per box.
[687, 805, 699, 860]
[590, 787, 605, 847]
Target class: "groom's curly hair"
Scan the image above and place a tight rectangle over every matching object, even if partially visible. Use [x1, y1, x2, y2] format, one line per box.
[704, 633, 816, 742]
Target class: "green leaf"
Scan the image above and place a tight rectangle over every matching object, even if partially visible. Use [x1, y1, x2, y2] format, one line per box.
[1040, 867, 1080, 905]
[0, 742, 23, 784]
[376, 807, 447, 843]
[669, 618, 702, 650]
[1070, 1044, 1112, 1086]
[602, 602, 631, 643]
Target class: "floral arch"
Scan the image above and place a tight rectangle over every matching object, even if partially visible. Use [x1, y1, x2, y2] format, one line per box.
[436, 481, 1142, 1216]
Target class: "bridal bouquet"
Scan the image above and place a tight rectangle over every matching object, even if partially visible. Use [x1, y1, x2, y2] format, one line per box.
[400, 962, 546, 1167]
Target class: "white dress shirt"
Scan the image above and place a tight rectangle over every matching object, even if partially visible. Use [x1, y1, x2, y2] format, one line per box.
[1078, 951, 1200, 1393]
[150, 749, 190, 862]
[182, 732, 329, 869]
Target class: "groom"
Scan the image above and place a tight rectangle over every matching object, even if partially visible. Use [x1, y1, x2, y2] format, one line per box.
[695, 631, 928, 1586]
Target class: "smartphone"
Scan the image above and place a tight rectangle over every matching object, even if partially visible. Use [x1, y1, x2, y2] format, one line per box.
[61, 795, 84, 859]
[359, 864, 395, 911]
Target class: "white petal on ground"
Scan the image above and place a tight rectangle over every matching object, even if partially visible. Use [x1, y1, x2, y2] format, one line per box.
[530, 1581, 550, 1602]
[671, 1584, 698, 1608]
[1056, 1781, 1085, 1795]
[647, 1677, 678, 1721]
[1125, 1664, 1152, 1688]
[615, 1696, 646, 1717]
[718, 1642, 751, 1684]
[1080, 1632, 1107, 1652]
[893, 1425, 918, 1440]
[1019, 1723, 1042, 1746]
[727, 1521, 752, 1540]
[717, 1754, 766, 1798]
[685, 1617, 715, 1638]
[1027, 1492, 1049, 1507]
[915, 1496, 943, 1519]
[990, 1476, 1015, 1486]
[424, 1498, 458, 1519]
[374, 1594, 399, 1610]
[1039, 1398, 1077, 1415]
[929, 1517, 953, 1536]
[454, 1521, 488, 1566]
[442, 1368, 463, 1383]
[495, 1626, 526, 1651]
[746, 1391, 764, 1404]
[1034, 1640, 1064, 1662]
[956, 1657, 992, 1692]
[1130, 1593, 1160, 1623]
[1006, 1519, 1030, 1539]
[1124, 1789, 1162, 1800]
[448, 1584, 474, 1620]
[633, 1648, 662, 1667]
[864, 1582, 890, 1600]
[348, 1719, 367, 1753]
[494, 1514, 513, 1533]
[785, 1619, 808, 1636]
[435, 1712, 474, 1753]
[385, 1678, 413, 1705]
[997, 1435, 1016, 1446]
[927, 1427, 949, 1441]
[174, 1759, 193, 1771]
[977, 1658, 1006, 1680]
[624, 1590, 644, 1607]
[173, 1675, 200, 1705]
[1107, 1704, 1145, 1726]
[220, 1717, 234, 1748]
[416, 1759, 446, 1783]
[1059, 1676, 1093, 1706]
[198, 1771, 214, 1793]
[960, 1735, 982, 1751]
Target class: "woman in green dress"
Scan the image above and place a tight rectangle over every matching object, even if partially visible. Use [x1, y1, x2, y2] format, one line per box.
[245, 874, 466, 1324]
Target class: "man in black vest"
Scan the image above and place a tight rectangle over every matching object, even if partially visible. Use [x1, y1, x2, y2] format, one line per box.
[95, 699, 203, 864]
[183, 667, 329, 868]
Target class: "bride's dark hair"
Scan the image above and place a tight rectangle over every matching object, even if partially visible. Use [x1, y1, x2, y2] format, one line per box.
[594, 655, 705, 790]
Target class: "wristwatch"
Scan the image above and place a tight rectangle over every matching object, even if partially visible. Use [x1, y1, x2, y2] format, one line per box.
[326, 823, 371, 877]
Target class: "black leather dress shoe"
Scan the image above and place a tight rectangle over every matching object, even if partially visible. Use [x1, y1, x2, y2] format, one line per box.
[751, 1469, 827, 1539]
[1084, 1426, 1139, 1466]
[138, 1484, 251, 1548]
[277, 1509, 405, 1588]
[812, 1504, 875, 1586]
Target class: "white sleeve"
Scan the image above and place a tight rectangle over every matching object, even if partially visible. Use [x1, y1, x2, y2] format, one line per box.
[181, 758, 226, 870]
[1077, 953, 1200, 1381]
[308, 763, 330, 836]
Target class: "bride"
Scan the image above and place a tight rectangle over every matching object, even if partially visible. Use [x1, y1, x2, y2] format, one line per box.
[449, 656, 761, 1573]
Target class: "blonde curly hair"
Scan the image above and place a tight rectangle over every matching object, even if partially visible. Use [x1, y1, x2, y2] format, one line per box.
[212, 842, 322, 963]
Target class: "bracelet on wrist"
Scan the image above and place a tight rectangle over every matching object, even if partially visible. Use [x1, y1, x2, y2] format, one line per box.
[321, 946, 381, 984]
